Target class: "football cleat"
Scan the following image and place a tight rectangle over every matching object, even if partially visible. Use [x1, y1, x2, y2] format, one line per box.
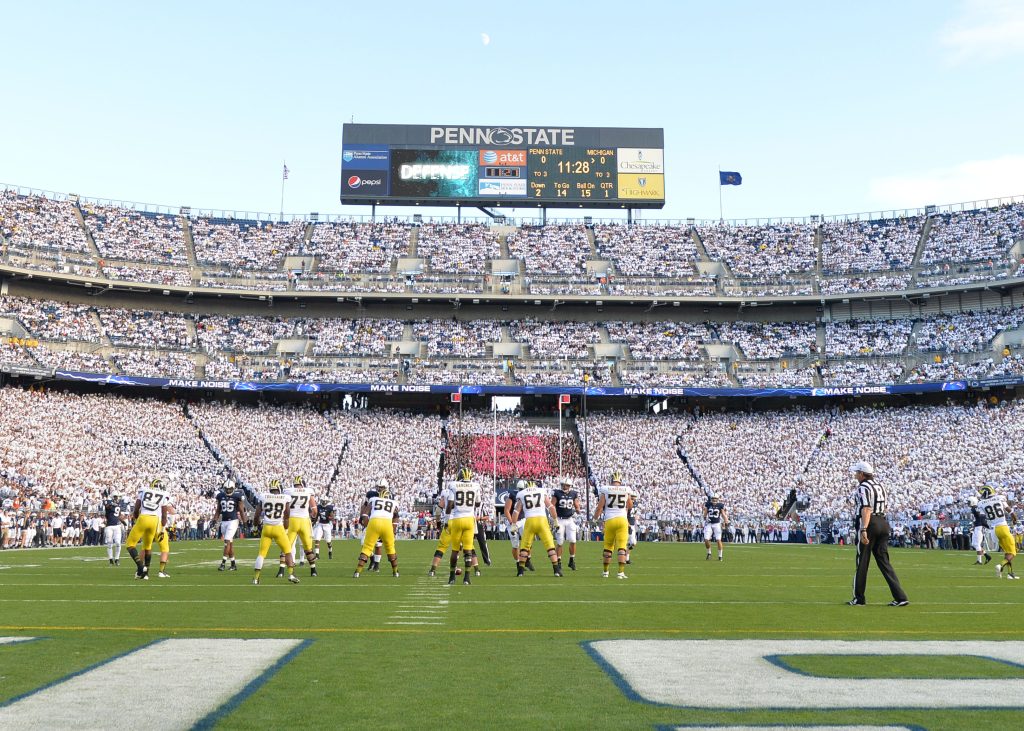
[109, 559, 114, 565]
[275, 567, 285, 579]
[997, 564, 1004, 578]
[847, 599, 865, 605]
[888, 600, 910, 606]
[568, 557, 576, 571]
[448, 575, 456, 585]
[525, 558, 535, 572]
[310, 567, 318, 577]
[474, 568, 481, 577]
[984, 553, 992, 564]
[288, 574, 300, 584]
[718, 556, 723, 562]
[353, 571, 361, 578]
[462, 575, 471, 585]
[158, 572, 170, 579]
[516, 567, 525, 577]
[554, 568, 563, 577]
[328, 548, 333, 559]
[428, 569, 436, 577]
[617, 572, 628, 579]
[141, 574, 149, 581]
[253, 577, 260, 585]
[393, 572, 400, 578]
[706, 553, 711, 561]
[114, 559, 119, 566]
[601, 571, 609, 578]
[229, 564, 237, 571]
[1009, 574, 1021, 580]
[218, 564, 226, 571]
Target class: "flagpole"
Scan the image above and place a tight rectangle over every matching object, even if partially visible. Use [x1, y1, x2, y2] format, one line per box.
[280, 161, 287, 222]
[718, 166, 723, 222]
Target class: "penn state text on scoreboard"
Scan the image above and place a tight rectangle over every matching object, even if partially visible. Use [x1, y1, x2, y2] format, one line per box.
[340, 124, 665, 209]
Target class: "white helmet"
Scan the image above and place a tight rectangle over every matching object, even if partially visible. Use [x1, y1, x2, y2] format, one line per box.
[376, 477, 389, 490]
[560, 476, 573, 487]
[515, 479, 527, 491]
[223, 479, 236, 494]
[968, 496, 979, 507]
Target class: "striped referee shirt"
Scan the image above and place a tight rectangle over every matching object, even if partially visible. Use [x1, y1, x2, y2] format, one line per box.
[856, 478, 887, 526]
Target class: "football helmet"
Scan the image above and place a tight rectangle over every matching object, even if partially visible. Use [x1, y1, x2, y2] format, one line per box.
[269, 478, 282, 493]
[293, 475, 305, 487]
[709, 492, 719, 501]
[560, 476, 573, 487]
[979, 485, 995, 499]
[968, 496, 979, 507]
[378, 487, 392, 501]
[223, 479, 235, 495]
[611, 471, 623, 484]
[515, 479, 528, 491]
[149, 478, 166, 490]
[376, 477, 389, 490]
[457, 466, 473, 482]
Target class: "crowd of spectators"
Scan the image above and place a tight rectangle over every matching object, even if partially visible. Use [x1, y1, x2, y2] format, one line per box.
[82, 205, 187, 263]
[821, 217, 920, 273]
[508, 319, 600, 359]
[308, 317, 403, 356]
[735, 365, 815, 387]
[0, 191, 90, 254]
[825, 319, 912, 357]
[915, 308, 1024, 353]
[196, 315, 294, 354]
[698, 222, 816, 277]
[716, 321, 816, 359]
[606, 320, 711, 360]
[98, 307, 195, 349]
[922, 203, 1024, 265]
[0, 295, 100, 341]
[412, 319, 501, 357]
[506, 225, 590, 274]
[417, 223, 499, 273]
[617, 363, 731, 388]
[595, 224, 698, 277]
[310, 221, 411, 272]
[820, 359, 904, 386]
[113, 350, 196, 378]
[406, 360, 507, 385]
[191, 218, 304, 270]
[102, 264, 193, 287]
[818, 274, 913, 294]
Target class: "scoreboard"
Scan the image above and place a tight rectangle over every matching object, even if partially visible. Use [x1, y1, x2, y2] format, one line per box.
[340, 124, 665, 209]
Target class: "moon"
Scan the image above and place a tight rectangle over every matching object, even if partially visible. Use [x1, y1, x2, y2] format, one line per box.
[481, 32, 490, 46]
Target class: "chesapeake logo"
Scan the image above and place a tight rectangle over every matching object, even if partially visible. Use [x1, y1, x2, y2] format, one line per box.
[430, 127, 575, 146]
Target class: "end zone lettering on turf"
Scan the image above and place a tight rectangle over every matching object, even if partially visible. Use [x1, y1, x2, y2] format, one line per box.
[586, 639, 1024, 709]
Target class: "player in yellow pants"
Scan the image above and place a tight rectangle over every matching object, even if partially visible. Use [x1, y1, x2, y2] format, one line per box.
[254, 480, 299, 585]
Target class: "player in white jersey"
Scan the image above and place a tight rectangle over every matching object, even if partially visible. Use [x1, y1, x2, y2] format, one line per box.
[510, 480, 562, 577]
[278, 475, 318, 578]
[593, 472, 633, 579]
[445, 467, 481, 585]
[354, 478, 400, 578]
[501, 480, 533, 572]
[978, 486, 1019, 579]
[253, 479, 300, 584]
[125, 478, 171, 580]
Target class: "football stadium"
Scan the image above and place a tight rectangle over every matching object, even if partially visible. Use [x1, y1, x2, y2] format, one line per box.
[2, 3, 1024, 730]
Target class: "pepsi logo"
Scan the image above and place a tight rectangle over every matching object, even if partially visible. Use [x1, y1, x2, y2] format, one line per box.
[348, 176, 362, 188]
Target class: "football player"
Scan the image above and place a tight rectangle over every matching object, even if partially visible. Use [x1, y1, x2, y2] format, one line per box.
[429, 482, 455, 577]
[156, 502, 175, 578]
[312, 497, 336, 560]
[510, 479, 562, 577]
[978, 486, 1019, 579]
[501, 480, 533, 572]
[703, 492, 728, 561]
[102, 493, 126, 566]
[551, 476, 581, 571]
[445, 467, 480, 585]
[968, 495, 992, 565]
[354, 479, 399, 578]
[593, 471, 633, 579]
[214, 479, 246, 572]
[279, 475, 317, 578]
[125, 478, 171, 580]
[253, 479, 299, 584]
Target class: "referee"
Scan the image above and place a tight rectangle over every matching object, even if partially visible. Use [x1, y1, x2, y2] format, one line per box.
[848, 461, 909, 607]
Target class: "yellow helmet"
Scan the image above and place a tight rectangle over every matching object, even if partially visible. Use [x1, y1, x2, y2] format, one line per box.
[611, 471, 624, 484]
[149, 478, 166, 490]
[457, 466, 473, 482]
[293, 475, 305, 487]
[979, 485, 995, 500]
[269, 478, 282, 493]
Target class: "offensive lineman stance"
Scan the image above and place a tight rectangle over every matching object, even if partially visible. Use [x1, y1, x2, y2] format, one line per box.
[354, 479, 399, 578]
[501, 480, 534, 572]
[703, 492, 729, 561]
[510, 480, 562, 577]
[593, 472, 632, 579]
[253, 479, 299, 584]
[551, 477, 581, 571]
[279, 475, 318, 578]
[102, 493, 126, 566]
[214, 479, 246, 572]
[429, 481, 480, 577]
[125, 478, 171, 580]
[445, 467, 481, 585]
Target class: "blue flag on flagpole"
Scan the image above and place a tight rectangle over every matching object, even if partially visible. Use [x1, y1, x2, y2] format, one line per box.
[719, 171, 742, 186]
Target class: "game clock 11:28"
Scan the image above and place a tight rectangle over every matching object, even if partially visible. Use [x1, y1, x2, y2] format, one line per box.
[528, 147, 618, 201]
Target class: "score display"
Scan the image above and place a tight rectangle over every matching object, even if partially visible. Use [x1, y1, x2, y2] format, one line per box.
[340, 124, 665, 209]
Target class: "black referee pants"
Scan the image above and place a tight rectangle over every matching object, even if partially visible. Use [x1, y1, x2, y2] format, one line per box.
[852, 515, 907, 604]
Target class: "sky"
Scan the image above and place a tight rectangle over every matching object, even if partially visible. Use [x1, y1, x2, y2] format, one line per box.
[1, 0, 1022, 223]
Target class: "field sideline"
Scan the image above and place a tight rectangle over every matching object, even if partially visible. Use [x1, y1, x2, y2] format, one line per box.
[0, 539, 1022, 730]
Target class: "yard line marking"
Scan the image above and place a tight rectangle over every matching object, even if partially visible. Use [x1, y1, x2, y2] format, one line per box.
[0, 638, 306, 729]
[0, 637, 36, 646]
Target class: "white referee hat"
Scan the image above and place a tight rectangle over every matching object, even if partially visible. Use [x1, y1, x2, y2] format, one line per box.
[849, 461, 875, 475]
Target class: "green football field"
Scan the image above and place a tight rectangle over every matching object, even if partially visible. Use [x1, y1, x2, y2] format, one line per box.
[1, 539, 1022, 730]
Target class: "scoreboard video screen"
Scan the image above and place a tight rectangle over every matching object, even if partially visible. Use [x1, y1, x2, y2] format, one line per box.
[340, 124, 665, 209]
